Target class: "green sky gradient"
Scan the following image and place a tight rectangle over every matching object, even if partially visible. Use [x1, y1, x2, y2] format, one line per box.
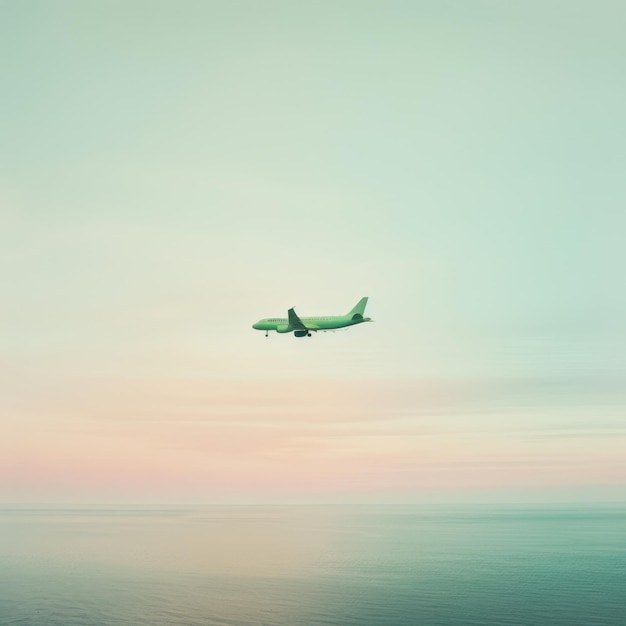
[2, 1, 625, 502]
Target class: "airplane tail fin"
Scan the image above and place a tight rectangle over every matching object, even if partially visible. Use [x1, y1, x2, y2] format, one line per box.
[347, 297, 368, 320]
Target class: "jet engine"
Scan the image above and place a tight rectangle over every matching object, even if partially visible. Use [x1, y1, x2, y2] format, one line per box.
[294, 330, 310, 337]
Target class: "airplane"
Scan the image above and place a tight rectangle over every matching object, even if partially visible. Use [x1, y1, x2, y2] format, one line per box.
[252, 297, 372, 337]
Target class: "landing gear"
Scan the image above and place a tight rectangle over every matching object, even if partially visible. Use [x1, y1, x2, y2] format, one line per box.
[265, 331, 269, 337]
[307, 333, 311, 337]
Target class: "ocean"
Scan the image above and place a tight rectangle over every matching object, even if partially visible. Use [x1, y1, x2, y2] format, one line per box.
[1, 504, 624, 625]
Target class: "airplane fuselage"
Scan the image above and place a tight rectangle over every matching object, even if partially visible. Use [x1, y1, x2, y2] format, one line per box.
[252, 314, 370, 333]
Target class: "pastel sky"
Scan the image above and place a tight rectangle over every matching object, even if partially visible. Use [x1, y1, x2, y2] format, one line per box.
[2, 1, 625, 503]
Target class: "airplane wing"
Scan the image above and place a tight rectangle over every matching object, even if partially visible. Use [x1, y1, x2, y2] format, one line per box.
[288, 307, 308, 331]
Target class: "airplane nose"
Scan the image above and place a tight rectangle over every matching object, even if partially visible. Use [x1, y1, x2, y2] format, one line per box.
[252, 322, 260, 330]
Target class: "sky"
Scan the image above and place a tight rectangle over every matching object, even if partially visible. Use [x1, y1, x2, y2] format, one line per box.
[1, 0, 625, 504]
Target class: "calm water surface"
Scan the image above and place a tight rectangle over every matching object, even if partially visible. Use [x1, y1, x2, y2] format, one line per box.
[1, 504, 625, 625]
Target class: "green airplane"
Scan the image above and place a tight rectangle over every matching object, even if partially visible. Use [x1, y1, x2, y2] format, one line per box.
[252, 297, 372, 337]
